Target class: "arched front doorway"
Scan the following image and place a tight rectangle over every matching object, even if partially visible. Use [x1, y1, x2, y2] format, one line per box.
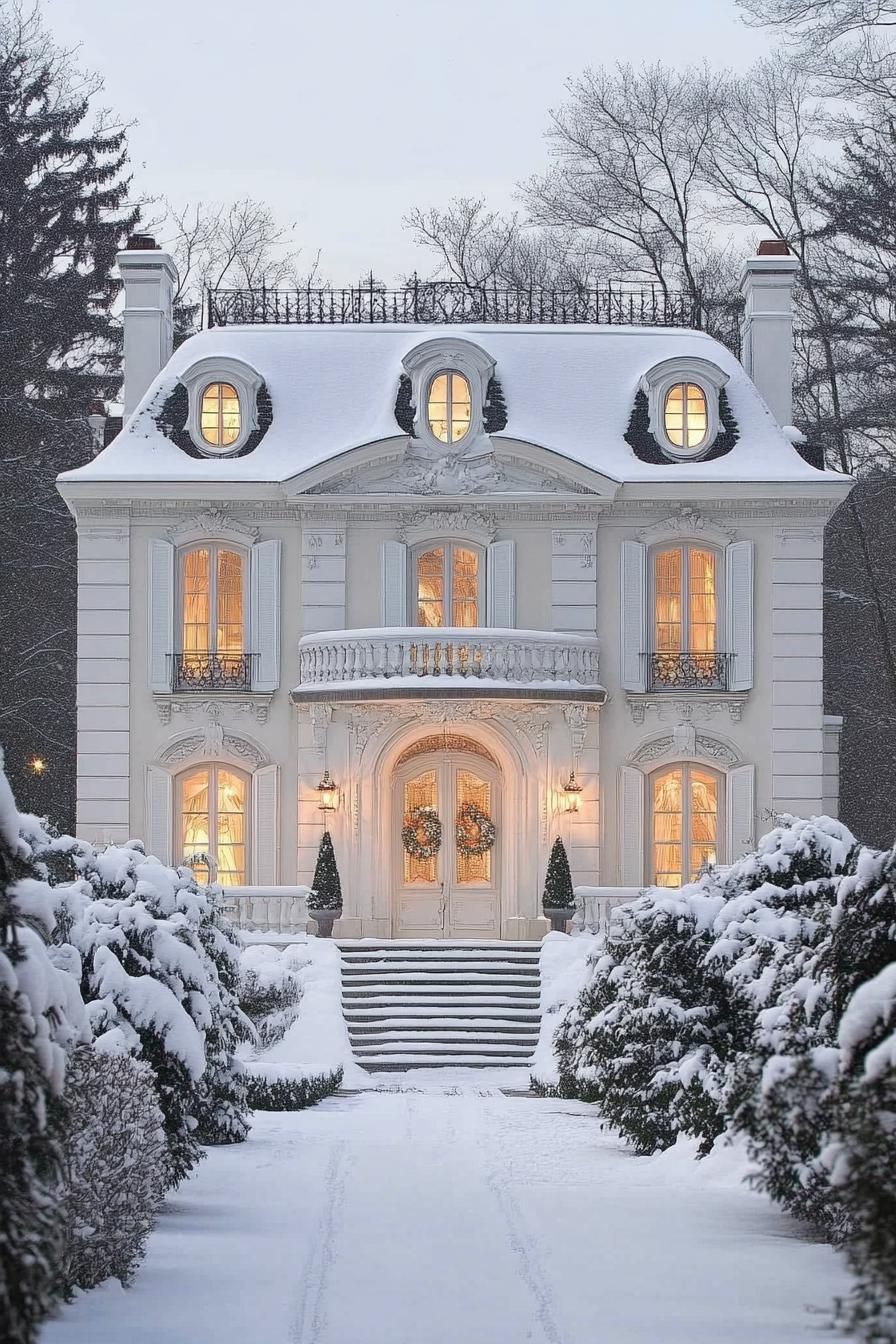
[392, 735, 501, 938]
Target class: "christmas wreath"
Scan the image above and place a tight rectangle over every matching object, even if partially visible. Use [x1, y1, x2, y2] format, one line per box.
[455, 802, 496, 858]
[402, 805, 442, 859]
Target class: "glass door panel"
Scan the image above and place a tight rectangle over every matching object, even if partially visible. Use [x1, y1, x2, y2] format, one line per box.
[455, 768, 492, 885]
[402, 769, 439, 885]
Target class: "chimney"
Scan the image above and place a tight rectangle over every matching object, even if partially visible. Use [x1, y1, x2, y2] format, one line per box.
[739, 239, 800, 427]
[117, 234, 178, 422]
[86, 399, 107, 456]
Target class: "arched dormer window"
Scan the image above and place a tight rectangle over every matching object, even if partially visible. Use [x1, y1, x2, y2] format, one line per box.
[640, 357, 728, 462]
[427, 371, 472, 445]
[177, 543, 249, 689]
[200, 382, 241, 448]
[650, 763, 722, 887]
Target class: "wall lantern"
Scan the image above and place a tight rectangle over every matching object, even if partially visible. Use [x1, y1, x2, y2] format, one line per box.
[560, 769, 583, 814]
[316, 770, 339, 812]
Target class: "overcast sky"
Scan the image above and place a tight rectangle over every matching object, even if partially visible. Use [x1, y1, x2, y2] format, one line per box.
[44, 0, 772, 282]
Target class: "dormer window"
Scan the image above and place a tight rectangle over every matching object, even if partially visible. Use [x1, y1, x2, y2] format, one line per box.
[640, 357, 728, 462]
[427, 372, 472, 445]
[663, 383, 708, 454]
[200, 382, 241, 448]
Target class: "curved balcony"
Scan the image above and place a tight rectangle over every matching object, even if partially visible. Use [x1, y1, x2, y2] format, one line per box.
[292, 627, 604, 703]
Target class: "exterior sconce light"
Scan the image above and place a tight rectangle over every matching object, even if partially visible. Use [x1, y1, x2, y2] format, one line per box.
[316, 770, 339, 812]
[561, 769, 583, 814]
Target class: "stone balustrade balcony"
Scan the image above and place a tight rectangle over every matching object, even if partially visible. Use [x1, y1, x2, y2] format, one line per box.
[292, 627, 605, 703]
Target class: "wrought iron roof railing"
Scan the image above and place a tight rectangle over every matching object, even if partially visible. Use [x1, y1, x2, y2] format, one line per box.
[206, 278, 704, 329]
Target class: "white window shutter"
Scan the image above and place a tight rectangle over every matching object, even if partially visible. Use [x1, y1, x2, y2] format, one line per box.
[251, 539, 281, 692]
[145, 766, 172, 865]
[148, 538, 174, 693]
[252, 764, 280, 886]
[726, 540, 754, 691]
[619, 766, 645, 887]
[620, 540, 647, 692]
[486, 539, 516, 628]
[382, 540, 408, 625]
[726, 764, 755, 862]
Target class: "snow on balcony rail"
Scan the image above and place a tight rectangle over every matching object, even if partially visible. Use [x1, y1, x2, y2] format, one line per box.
[295, 627, 601, 690]
[206, 278, 704, 328]
[220, 886, 310, 937]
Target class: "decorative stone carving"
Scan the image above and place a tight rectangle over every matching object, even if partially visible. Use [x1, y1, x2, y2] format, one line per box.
[630, 729, 739, 768]
[348, 706, 404, 759]
[562, 703, 589, 760]
[515, 713, 551, 761]
[309, 704, 332, 757]
[165, 509, 259, 544]
[672, 723, 697, 757]
[304, 531, 345, 569]
[399, 508, 497, 547]
[154, 695, 272, 725]
[637, 506, 736, 547]
[626, 695, 744, 725]
[306, 451, 595, 497]
[159, 729, 267, 769]
[553, 531, 595, 569]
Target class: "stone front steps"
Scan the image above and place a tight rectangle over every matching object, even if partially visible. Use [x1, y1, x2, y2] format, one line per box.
[337, 940, 541, 1071]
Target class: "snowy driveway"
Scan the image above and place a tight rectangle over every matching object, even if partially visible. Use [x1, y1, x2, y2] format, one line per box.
[43, 1079, 850, 1344]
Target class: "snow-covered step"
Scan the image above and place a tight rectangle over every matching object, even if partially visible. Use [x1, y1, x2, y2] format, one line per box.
[337, 939, 541, 1072]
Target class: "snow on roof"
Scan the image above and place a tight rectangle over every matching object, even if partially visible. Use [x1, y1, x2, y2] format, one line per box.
[60, 323, 842, 487]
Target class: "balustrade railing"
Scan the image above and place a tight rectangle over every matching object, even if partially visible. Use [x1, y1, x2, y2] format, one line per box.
[649, 651, 732, 691]
[221, 887, 310, 936]
[296, 628, 601, 689]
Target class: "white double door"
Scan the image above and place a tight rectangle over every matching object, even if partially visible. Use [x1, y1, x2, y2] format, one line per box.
[393, 751, 501, 939]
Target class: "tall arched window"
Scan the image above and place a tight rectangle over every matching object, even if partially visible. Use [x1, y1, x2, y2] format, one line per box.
[179, 544, 247, 687]
[200, 382, 241, 448]
[414, 542, 482, 627]
[652, 544, 721, 688]
[651, 764, 721, 887]
[179, 764, 248, 886]
[663, 382, 708, 453]
[427, 371, 472, 444]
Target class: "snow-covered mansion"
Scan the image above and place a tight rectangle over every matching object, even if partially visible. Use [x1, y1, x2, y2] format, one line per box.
[59, 238, 852, 940]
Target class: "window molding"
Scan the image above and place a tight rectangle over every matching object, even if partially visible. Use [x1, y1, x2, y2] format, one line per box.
[648, 761, 725, 887]
[648, 541, 725, 691]
[180, 355, 262, 457]
[402, 338, 495, 455]
[176, 541, 250, 691]
[639, 357, 728, 462]
[177, 761, 251, 885]
[410, 538, 485, 628]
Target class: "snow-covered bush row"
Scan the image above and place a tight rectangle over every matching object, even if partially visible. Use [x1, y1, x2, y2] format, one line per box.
[0, 761, 89, 1344]
[530, 932, 599, 1092]
[550, 814, 896, 1342]
[21, 820, 252, 1182]
[239, 939, 366, 1101]
[55, 1047, 169, 1294]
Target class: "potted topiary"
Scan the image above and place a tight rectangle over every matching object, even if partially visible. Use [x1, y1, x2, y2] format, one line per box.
[308, 830, 343, 938]
[542, 836, 576, 933]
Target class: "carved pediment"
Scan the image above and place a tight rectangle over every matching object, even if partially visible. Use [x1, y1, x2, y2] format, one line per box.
[304, 447, 599, 497]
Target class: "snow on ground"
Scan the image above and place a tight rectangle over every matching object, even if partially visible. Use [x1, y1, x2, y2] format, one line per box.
[43, 1085, 851, 1344]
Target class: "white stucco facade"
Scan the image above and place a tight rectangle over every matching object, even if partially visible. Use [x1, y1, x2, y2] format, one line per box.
[59, 243, 852, 939]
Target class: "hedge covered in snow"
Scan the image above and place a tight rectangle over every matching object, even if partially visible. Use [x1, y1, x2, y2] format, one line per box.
[545, 814, 896, 1342]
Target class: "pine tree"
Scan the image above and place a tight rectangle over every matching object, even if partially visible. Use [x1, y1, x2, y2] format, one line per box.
[542, 837, 574, 909]
[0, 7, 138, 828]
[308, 831, 343, 911]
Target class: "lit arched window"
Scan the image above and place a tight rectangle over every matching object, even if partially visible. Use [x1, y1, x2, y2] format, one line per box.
[180, 544, 247, 687]
[651, 764, 721, 887]
[652, 544, 720, 687]
[200, 382, 241, 448]
[427, 372, 472, 444]
[415, 542, 481, 627]
[180, 764, 248, 886]
[663, 382, 708, 452]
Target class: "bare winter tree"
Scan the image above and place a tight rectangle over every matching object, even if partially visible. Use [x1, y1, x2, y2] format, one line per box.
[162, 198, 322, 339]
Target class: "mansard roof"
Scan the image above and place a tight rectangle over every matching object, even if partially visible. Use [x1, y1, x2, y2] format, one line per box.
[61, 322, 842, 487]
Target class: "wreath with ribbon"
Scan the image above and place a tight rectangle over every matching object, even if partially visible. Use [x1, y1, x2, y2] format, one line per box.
[402, 805, 443, 860]
[455, 802, 497, 858]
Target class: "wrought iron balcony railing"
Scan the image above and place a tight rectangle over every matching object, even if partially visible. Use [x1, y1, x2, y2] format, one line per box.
[171, 653, 257, 691]
[649, 651, 733, 691]
[206, 278, 704, 329]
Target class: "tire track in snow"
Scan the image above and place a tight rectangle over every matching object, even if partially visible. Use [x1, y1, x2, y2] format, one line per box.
[290, 1137, 349, 1344]
[478, 1097, 571, 1344]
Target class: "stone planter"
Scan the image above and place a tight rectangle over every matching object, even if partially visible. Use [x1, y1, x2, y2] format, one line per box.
[311, 908, 342, 938]
[543, 905, 576, 934]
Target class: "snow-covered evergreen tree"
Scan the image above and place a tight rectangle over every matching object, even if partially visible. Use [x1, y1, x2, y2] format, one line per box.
[542, 836, 574, 909]
[308, 831, 342, 910]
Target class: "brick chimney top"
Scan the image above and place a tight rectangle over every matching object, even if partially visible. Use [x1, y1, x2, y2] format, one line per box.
[126, 233, 159, 250]
[757, 239, 791, 256]
[86, 399, 106, 417]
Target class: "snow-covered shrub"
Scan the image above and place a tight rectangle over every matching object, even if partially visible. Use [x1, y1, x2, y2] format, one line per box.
[240, 943, 307, 1048]
[0, 763, 87, 1343]
[555, 816, 855, 1156]
[56, 1045, 168, 1293]
[21, 825, 251, 1181]
[531, 932, 603, 1094]
[245, 1066, 342, 1110]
